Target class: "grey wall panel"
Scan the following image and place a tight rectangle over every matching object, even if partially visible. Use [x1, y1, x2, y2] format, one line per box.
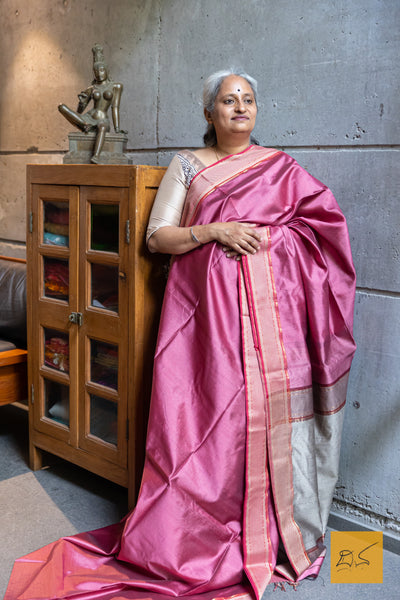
[0, 154, 63, 241]
[0, 242, 26, 260]
[289, 150, 400, 293]
[0, 0, 160, 151]
[337, 291, 400, 528]
[158, 0, 399, 148]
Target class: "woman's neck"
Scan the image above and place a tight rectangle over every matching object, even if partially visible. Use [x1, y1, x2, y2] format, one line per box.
[214, 138, 252, 158]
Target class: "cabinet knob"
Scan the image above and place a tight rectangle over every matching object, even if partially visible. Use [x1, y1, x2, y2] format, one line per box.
[119, 271, 127, 281]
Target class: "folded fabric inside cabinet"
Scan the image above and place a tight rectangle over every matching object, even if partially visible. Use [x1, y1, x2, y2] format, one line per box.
[45, 336, 69, 372]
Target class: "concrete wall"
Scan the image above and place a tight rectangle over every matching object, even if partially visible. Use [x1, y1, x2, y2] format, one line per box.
[1, 1, 399, 541]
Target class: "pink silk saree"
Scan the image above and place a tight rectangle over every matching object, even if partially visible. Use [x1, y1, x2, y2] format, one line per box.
[6, 146, 356, 600]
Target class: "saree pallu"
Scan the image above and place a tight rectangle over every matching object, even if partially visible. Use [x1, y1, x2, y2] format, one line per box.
[5, 146, 356, 600]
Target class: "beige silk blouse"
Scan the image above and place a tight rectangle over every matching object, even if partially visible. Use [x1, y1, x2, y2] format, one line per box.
[146, 150, 206, 244]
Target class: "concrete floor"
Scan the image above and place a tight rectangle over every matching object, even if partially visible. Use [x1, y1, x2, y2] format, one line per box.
[1, 403, 398, 599]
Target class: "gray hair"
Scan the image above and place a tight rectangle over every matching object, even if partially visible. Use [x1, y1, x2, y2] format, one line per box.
[202, 69, 258, 147]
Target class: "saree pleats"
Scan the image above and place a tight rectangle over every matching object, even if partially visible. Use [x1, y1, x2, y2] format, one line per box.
[5, 146, 356, 600]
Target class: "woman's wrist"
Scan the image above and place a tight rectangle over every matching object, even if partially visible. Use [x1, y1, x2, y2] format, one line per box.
[190, 226, 201, 244]
[190, 223, 219, 245]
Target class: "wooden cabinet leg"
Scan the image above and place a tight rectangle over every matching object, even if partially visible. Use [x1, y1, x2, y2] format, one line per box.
[29, 442, 44, 471]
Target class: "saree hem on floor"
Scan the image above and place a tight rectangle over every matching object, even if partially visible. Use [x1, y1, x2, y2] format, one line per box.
[5, 146, 356, 600]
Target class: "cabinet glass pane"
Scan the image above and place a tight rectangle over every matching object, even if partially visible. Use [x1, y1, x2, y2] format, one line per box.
[91, 205, 119, 253]
[90, 340, 118, 390]
[43, 201, 69, 247]
[44, 379, 69, 426]
[91, 264, 118, 312]
[90, 395, 118, 446]
[44, 328, 69, 373]
[44, 257, 69, 301]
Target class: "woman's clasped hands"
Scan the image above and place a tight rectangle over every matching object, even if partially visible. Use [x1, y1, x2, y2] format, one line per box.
[215, 222, 262, 260]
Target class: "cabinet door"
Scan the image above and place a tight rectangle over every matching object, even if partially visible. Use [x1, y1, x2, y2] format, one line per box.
[30, 184, 79, 444]
[77, 186, 129, 471]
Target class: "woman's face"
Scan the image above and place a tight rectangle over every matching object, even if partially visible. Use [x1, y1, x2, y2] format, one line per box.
[207, 75, 257, 142]
[94, 64, 108, 82]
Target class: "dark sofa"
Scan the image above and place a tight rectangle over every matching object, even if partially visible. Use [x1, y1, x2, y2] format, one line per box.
[0, 256, 28, 405]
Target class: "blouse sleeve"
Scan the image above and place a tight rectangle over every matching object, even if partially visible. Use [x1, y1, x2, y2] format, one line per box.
[146, 154, 188, 244]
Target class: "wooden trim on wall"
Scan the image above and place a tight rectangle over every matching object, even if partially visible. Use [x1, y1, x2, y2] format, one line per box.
[0, 255, 26, 264]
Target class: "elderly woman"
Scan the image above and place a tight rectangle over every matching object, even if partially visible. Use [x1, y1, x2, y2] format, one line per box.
[6, 70, 356, 600]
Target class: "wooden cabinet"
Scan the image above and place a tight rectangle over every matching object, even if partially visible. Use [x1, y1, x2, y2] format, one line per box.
[26, 164, 167, 507]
